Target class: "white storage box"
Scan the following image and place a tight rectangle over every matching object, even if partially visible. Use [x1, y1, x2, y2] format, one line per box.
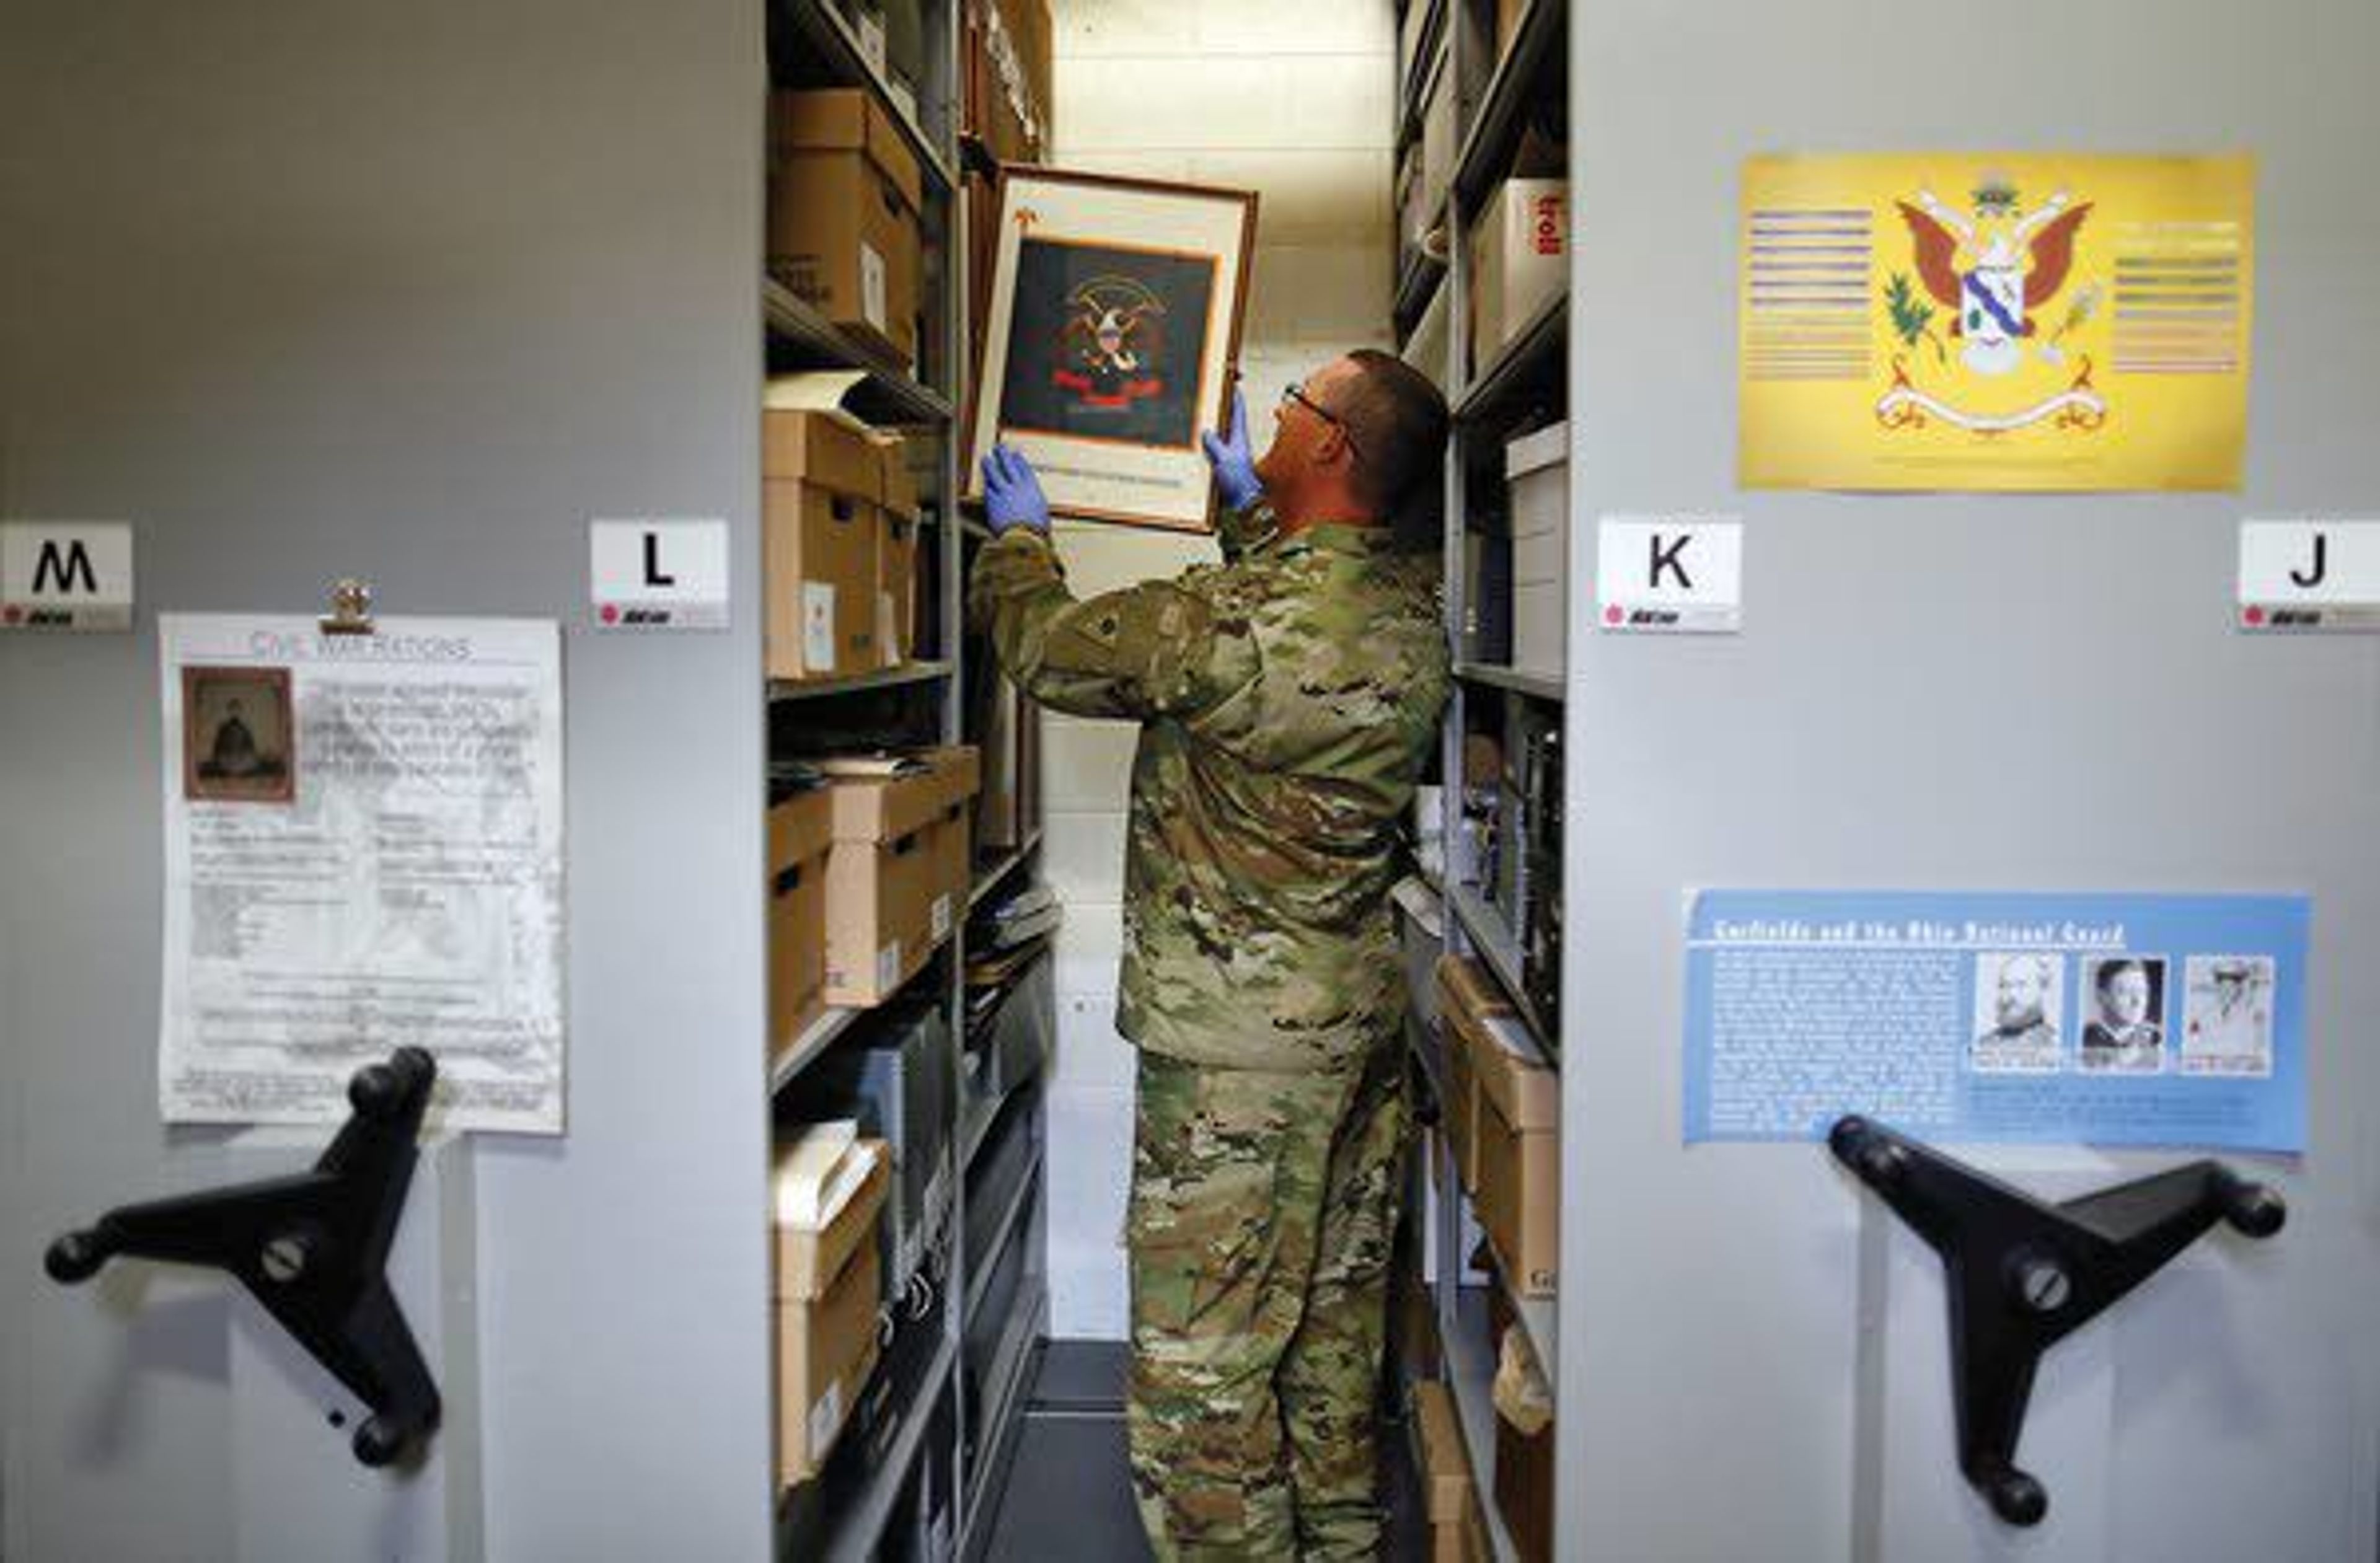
[1469, 178, 1567, 374]
[1506, 421, 1568, 677]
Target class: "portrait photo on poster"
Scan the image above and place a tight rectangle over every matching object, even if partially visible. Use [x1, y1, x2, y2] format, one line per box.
[2079, 954, 2168, 1073]
[1968, 951, 2065, 1073]
[966, 167, 1257, 534]
[2181, 953, 2276, 1077]
[182, 665, 294, 803]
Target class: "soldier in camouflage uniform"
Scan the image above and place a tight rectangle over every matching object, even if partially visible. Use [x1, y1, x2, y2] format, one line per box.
[969, 350, 1452, 1561]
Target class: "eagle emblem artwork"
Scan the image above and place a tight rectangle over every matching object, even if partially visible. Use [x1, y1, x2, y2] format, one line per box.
[1882, 175, 2105, 433]
[1739, 154, 2255, 491]
[1053, 276, 1169, 410]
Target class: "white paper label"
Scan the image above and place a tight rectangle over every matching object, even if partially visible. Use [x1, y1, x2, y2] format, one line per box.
[803, 581, 837, 671]
[1, 521, 134, 632]
[808, 1379, 845, 1455]
[2237, 519, 2380, 632]
[931, 893, 953, 941]
[856, 11, 887, 73]
[1597, 516, 1744, 634]
[877, 941, 901, 993]
[859, 243, 889, 332]
[878, 589, 901, 664]
[589, 518, 729, 631]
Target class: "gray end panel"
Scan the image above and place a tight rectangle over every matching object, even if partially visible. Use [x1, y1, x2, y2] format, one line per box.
[0, 1, 772, 1557]
[1561, 0, 2380, 1558]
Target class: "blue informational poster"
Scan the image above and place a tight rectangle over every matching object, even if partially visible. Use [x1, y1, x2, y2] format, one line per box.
[1683, 891, 2309, 1152]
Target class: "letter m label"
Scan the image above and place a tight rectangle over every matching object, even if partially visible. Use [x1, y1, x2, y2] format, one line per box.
[33, 539, 99, 595]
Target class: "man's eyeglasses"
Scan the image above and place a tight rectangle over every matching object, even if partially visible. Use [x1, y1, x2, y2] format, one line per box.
[1280, 383, 1360, 457]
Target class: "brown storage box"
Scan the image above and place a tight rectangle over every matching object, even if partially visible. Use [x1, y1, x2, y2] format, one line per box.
[1437, 955, 1558, 1297]
[775, 1240, 883, 1487]
[764, 408, 920, 679]
[769, 89, 924, 362]
[769, 785, 836, 1056]
[1496, 0, 1527, 62]
[1413, 1380, 1493, 1563]
[772, 1138, 889, 1486]
[764, 410, 884, 680]
[1495, 1401, 1554, 1563]
[821, 749, 982, 1006]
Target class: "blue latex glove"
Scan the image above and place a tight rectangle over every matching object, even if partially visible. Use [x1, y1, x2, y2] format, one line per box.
[980, 444, 1051, 536]
[1201, 388, 1263, 511]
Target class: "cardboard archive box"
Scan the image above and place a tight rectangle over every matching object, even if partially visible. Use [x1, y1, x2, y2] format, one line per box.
[1505, 421, 1567, 679]
[821, 747, 982, 1006]
[1436, 956, 1559, 1296]
[764, 408, 888, 681]
[764, 400, 923, 680]
[768, 780, 836, 1056]
[1413, 1380, 1494, 1563]
[769, 89, 924, 363]
[773, 1136, 891, 1487]
[1468, 179, 1567, 376]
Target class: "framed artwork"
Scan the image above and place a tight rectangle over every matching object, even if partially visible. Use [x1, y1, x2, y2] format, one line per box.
[966, 167, 1258, 533]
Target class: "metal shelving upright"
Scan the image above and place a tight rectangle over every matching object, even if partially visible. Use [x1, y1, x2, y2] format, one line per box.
[1396, 1, 1570, 1558]
[764, 1, 1049, 1557]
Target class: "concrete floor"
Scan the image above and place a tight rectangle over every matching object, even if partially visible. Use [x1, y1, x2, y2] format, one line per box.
[978, 1341, 1427, 1562]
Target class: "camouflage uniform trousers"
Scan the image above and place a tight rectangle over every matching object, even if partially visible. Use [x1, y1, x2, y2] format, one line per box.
[1126, 1037, 1409, 1561]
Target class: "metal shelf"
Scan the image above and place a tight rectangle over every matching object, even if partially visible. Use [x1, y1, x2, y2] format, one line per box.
[770, 0, 956, 193]
[1395, 249, 1448, 336]
[814, 1336, 960, 1563]
[966, 1149, 1044, 1316]
[764, 279, 956, 428]
[967, 827, 1044, 909]
[1453, 286, 1567, 426]
[1443, 1288, 1525, 1563]
[1452, 0, 1564, 212]
[1454, 661, 1564, 703]
[1396, 0, 1450, 138]
[1448, 886, 1554, 1057]
[770, 1005, 865, 1094]
[963, 1274, 1048, 1537]
[768, 659, 954, 702]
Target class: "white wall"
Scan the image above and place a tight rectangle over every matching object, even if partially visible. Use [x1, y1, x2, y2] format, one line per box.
[1038, 0, 1398, 1337]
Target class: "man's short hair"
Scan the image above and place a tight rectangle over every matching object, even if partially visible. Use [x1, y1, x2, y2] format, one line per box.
[1338, 349, 1450, 516]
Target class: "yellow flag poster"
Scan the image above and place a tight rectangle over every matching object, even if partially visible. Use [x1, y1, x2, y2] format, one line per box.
[1739, 154, 2255, 491]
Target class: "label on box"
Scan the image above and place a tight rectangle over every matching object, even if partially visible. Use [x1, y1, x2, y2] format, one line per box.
[877, 941, 901, 992]
[1, 522, 133, 632]
[2237, 519, 2380, 632]
[931, 892, 953, 941]
[589, 518, 729, 631]
[879, 589, 901, 664]
[808, 1380, 846, 1456]
[859, 243, 889, 332]
[803, 581, 837, 671]
[1597, 515, 1743, 634]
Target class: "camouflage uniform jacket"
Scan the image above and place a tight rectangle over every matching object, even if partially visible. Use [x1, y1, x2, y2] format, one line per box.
[970, 506, 1450, 1073]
